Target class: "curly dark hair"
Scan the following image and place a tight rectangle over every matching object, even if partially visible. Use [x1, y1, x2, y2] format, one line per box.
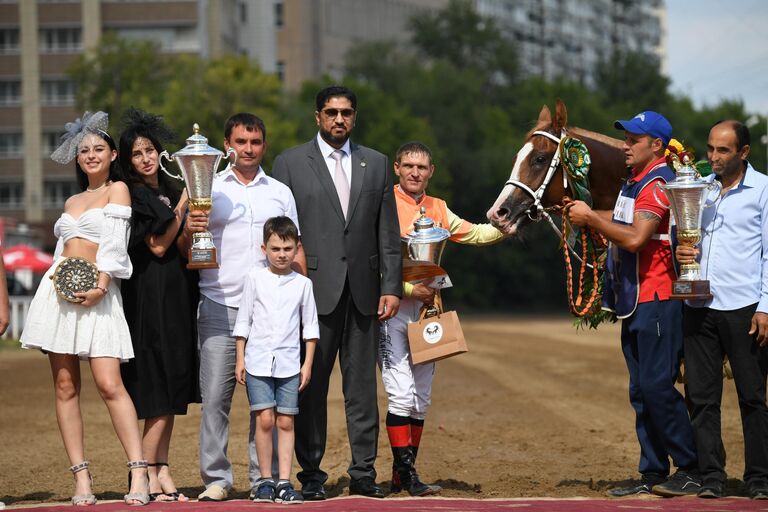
[118, 108, 178, 190]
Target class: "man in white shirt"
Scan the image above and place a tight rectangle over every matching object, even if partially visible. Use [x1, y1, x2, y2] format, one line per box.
[183, 113, 304, 501]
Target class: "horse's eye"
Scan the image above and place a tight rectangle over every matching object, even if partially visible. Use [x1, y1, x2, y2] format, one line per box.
[533, 155, 548, 165]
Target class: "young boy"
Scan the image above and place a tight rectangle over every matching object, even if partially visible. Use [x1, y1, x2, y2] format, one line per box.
[234, 216, 318, 504]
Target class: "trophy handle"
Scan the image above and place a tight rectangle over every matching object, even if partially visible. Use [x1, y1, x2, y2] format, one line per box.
[652, 182, 670, 209]
[217, 147, 237, 173]
[158, 150, 185, 181]
[702, 180, 722, 208]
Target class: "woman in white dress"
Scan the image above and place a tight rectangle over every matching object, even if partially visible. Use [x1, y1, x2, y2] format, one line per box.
[20, 112, 150, 506]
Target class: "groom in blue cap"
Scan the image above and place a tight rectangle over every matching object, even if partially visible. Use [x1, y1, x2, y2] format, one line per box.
[567, 111, 699, 498]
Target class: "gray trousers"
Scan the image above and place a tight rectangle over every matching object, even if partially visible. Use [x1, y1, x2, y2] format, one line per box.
[198, 295, 277, 490]
[295, 284, 379, 485]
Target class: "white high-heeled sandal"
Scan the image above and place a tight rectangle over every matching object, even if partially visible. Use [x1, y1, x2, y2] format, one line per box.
[69, 461, 97, 506]
[124, 460, 150, 506]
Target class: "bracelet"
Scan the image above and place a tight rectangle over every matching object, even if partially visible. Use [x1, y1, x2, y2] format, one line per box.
[94, 286, 108, 295]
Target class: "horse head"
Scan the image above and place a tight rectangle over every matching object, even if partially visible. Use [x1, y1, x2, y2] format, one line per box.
[487, 99, 570, 235]
[487, 99, 625, 235]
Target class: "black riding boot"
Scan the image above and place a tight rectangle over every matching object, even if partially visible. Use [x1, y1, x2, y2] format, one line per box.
[392, 446, 440, 497]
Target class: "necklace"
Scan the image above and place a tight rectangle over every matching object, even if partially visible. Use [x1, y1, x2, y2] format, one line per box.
[85, 180, 110, 193]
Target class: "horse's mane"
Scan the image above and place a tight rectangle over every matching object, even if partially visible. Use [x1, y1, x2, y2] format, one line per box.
[569, 127, 623, 150]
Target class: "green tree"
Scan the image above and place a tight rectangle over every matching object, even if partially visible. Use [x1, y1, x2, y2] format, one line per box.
[162, 55, 300, 168]
[593, 51, 672, 113]
[69, 38, 299, 168]
[410, 0, 518, 87]
[68, 32, 170, 119]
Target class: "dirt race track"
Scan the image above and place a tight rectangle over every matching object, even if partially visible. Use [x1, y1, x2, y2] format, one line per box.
[0, 316, 753, 507]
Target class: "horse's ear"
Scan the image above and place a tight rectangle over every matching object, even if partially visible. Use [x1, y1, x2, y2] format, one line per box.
[537, 105, 552, 126]
[553, 98, 568, 132]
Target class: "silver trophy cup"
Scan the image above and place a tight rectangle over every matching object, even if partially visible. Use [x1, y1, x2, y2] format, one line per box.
[654, 157, 719, 299]
[401, 208, 451, 316]
[159, 124, 235, 269]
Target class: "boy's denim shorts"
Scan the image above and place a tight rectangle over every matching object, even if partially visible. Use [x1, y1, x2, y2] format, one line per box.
[245, 372, 300, 415]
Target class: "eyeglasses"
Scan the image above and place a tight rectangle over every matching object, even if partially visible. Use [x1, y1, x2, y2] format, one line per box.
[321, 108, 355, 119]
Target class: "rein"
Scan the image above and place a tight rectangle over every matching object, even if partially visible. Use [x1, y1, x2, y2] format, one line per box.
[504, 129, 607, 318]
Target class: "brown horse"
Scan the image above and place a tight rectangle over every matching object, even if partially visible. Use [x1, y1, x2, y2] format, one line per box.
[487, 99, 627, 235]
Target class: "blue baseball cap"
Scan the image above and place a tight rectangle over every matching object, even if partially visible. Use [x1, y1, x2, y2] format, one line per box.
[614, 111, 672, 146]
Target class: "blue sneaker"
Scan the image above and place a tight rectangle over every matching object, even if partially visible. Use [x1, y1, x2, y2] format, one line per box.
[253, 479, 276, 503]
[276, 481, 304, 504]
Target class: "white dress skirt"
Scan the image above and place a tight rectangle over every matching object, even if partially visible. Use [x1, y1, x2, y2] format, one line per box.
[20, 257, 135, 362]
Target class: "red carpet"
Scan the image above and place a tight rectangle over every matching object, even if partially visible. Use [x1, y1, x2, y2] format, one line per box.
[11, 496, 768, 512]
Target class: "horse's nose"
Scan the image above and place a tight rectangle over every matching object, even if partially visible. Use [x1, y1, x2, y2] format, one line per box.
[487, 206, 509, 223]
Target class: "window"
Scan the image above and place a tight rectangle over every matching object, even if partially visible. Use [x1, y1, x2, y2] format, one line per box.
[275, 1, 284, 27]
[44, 180, 80, 208]
[39, 28, 82, 53]
[240, 1, 247, 22]
[41, 78, 76, 106]
[0, 182, 24, 210]
[0, 133, 23, 158]
[42, 130, 62, 157]
[0, 29, 20, 54]
[0, 80, 21, 105]
[276, 60, 285, 82]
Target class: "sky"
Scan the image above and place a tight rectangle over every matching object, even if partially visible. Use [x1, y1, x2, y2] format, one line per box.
[665, 0, 768, 115]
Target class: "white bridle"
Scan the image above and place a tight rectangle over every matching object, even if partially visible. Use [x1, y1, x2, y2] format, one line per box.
[504, 129, 566, 221]
[502, 128, 595, 267]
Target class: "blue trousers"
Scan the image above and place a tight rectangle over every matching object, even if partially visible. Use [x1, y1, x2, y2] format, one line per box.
[621, 297, 697, 478]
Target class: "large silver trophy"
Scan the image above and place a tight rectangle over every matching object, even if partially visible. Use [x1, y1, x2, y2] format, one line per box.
[654, 156, 719, 300]
[160, 124, 235, 269]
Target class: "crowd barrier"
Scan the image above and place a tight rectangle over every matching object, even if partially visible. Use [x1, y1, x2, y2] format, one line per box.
[2, 296, 31, 340]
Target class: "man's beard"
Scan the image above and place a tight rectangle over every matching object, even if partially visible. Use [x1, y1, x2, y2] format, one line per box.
[320, 126, 348, 146]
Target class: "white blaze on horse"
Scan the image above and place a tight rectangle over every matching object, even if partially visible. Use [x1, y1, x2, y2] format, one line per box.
[487, 99, 627, 236]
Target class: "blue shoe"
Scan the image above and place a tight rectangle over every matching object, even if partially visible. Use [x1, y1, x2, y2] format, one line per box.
[276, 481, 304, 504]
[253, 479, 276, 503]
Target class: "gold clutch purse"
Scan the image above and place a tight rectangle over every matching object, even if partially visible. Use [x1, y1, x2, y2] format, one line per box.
[49, 257, 99, 303]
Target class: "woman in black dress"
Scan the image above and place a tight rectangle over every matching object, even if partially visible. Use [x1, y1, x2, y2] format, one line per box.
[118, 109, 200, 502]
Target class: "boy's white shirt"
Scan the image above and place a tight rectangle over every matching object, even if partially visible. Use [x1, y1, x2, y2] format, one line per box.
[233, 266, 319, 378]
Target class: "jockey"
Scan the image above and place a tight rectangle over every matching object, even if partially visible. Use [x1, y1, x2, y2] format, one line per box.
[381, 141, 505, 496]
[567, 112, 699, 498]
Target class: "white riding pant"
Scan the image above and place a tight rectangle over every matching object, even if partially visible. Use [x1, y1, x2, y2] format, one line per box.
[378, 297, 435, 420]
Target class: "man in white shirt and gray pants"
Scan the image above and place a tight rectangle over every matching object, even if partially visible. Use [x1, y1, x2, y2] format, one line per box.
[183, 113, 304, 501]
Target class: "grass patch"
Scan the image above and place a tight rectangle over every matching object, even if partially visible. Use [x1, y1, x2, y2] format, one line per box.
[0, 337, 21, 351]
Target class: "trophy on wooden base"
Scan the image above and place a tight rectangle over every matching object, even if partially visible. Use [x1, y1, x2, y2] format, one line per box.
[655, 156, 720, 300]
[159, 124, 235, 269]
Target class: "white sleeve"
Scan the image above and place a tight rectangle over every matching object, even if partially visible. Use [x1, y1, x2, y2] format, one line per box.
[301, 279, 320, 340]
[95, 203, 133, 279]
[53, 237, 64, 259]
[232, 275, 254, 339]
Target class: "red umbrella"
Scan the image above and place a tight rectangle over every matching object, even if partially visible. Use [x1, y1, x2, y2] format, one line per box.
[2, 243, 54, 273]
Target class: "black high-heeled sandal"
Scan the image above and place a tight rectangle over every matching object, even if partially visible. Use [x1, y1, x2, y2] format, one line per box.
[150, 462, 187, 502]
[70, 461, 97, 506]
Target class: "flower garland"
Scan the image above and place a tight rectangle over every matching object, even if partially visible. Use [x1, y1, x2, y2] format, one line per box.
[665, 138, 712, 176]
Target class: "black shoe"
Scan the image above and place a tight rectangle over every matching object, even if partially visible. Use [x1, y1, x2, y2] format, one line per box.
[606, 482, 654, 497]
[697, 481, 723, 499]
[652, 470, 702, 497]
[749, 482, 768, 500]
[300, 480, 326, 501]
[349, 476, 386, 498]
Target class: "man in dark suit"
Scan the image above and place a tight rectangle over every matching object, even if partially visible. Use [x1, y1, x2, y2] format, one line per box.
[272, 85, 401, 499]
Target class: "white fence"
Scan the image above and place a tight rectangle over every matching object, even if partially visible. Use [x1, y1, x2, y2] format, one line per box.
[2, 296, 32, 340]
